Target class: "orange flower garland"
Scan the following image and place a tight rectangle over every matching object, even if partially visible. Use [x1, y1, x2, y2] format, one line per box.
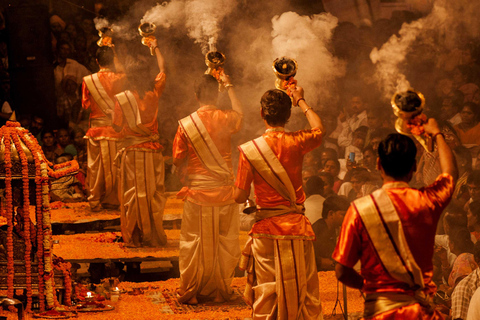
[11, 132, 33, 312]
[3, 129, 14, 299]
[53, 257, 72, 306]
[0, 121, 76, 313]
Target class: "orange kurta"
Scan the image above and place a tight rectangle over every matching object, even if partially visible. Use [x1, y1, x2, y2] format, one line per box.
[172, 106, 242, 205]
[333, 174, 455, 319]
[235, 128, 323, 238]
[113, 72, 166, 150]
[454, 122, 480, 145]
[82, 71, 126, 140]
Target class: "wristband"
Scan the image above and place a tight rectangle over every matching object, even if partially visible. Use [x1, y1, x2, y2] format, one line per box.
[432, 132, 445, 140]
[303, 107, 313, 115]
[225, 83, 234, 88]
[297, 98, 305, 106]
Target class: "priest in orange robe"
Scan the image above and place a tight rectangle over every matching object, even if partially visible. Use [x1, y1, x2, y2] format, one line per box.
[172, 72, 243, 304]
[112, 39, 167, 247]
[235, 87, 324, 319]
[82, 46, 126, 211]
[333, 120, 457, 320]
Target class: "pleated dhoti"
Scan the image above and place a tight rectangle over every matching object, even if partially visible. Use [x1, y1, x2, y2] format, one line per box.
[119, 148, 167, 247]
[246, 237, 323, 320]
[177, 200, 240, 303]
[86, 138, 119, 209]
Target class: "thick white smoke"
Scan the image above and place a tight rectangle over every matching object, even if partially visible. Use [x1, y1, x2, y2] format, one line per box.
[271, 11, 346, 108]
[141, 1, 186, 30]
[184, 0, 238, 54]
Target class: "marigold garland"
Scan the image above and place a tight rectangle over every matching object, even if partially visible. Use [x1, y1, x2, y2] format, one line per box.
[11, 132, 33, 312]
[0, 121, 75, 313]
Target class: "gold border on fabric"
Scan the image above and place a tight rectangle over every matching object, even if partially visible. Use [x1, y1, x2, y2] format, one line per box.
[363, 293, 417, 318]
[83, 74, 114, 116]
[178, 112, 232, 181]
[90, 117, 112, 128]
[278, 240, 299, 319]
[115, 91, 151, 135]
[354, 189, 424, 288]
[251, 232, 315, 241]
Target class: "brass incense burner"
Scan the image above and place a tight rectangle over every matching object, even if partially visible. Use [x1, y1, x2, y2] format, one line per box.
[204, 51, 226, 91]
[243, 198, 257, 215]
[391, 89, 433, 152]
[272, 57, 298, 94]
[138, 22, 157, 56]
[97, 27, 114, 47]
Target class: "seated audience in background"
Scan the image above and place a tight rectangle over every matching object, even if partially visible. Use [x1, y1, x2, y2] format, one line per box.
[318, 172, 336, 198]
[319, 147, 338, 169]
[466, 286, 480, 320]
[451, 242, 480, 320]
[41, 130, 62, 163]
[340, 167, 377, 202]
[318, 111, 340, 152]
[312, 195, 350, 271]
[338, 94, 368, 149]
[468, 200, 480, 242]
[344, 125, 368, 161]
[440, 90, 464, 126]
[304, 176, 325, 226]
[365, 106, 385, 147]
[447, 228, 478, 289]
[455, 102, 480, 145]
[322, 158, 343, 193]
[50, 154, 85, 202]
[435, 210, 468, 280]
[56, 128, 77, 156]
[368, 127, 393, 153]
[30, 115, 45, 144]
[453, 145, 473, 208]
[302, 166, 317, 190]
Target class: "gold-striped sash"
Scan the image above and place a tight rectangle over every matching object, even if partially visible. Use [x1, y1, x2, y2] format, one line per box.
[83, 74, 114, 116]
[115, 91, 151, 136]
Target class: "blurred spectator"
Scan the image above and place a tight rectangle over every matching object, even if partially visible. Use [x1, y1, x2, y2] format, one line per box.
[467, 171, 480, 203]
[50, 14, 66, 54]
[319, 148, 338, 169]
[322, 158, 343, 193]
[56, 128, 77, 157]
[54, 40, 90, 98]
[57, 75, 82, 127]
[468, 201, 480, 242]
[344, 125, 368, 161]
[41, 130, 62, 163]
[338, 95, 368, 149]
[450, 242, 480, 320]
[318, 172, 336, 198]
[440, 91, 464, 126]
[312, 195, 350, 271]
[304, 175, 325, 226]
[302, 166, 317, 190]
[455, 102, 480, 145]
[453, 146, 473, 208]
[447, 228, 477, 289]
[30, 116, 45, 144]
[365, 106, 385, 146]
[50, 154, 85, 202]
[453, 65, 480, 103]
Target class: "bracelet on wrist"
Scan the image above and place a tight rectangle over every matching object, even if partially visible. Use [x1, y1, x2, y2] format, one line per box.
[297, 98, 305, 106]
[432, 132, 445, 140]
[303, 107, 313, 115]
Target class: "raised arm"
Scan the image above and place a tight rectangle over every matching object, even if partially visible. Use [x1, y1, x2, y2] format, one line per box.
[423, 118, 458, 181]
[291, 86, 324, 133]
[220, 72, 243, 114]
[149, 39, 165, 74]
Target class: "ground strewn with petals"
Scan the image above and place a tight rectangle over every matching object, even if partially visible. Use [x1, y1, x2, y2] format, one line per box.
[0, 272, 363, 320]
[52, 231, 251, 261]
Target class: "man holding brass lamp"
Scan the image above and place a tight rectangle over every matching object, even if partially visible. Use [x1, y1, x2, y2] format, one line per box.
[173, 70, 243, 304]
[235, 86, 324, 319]
[82, 46, 126, 212]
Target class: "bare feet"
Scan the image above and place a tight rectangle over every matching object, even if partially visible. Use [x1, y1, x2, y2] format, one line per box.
[213, 293, 224, 303]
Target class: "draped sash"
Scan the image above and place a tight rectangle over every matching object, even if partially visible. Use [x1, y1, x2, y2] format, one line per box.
[178, 112, 232, 182]
[83, 73, 114, 116]
[353, 188, 424, 289]
[115, 90, 151, 136]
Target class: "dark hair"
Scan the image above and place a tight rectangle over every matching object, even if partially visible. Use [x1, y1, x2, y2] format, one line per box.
[41, 130, 55, 140]
[378, 133, 417, 180]
[322, 195, 350, 218]
[96, 47, 114, 67]
[462, 101, 480, 122]
[324, 158, 340, 171]
[467, 170, 480, 186]
[305, 175, 324, 196]
[449, 228, 475, 254]
[56, 40, 71, 52]
[194, 75, 219, 105]
[469, 200, 480, 221]
[260, 89, 291, 126]
[318, 172, 334, 187]
[442, 90, 464, 111]
[353, 125, 368, 139]
[362, 144, 375, 155]
[349, 167, 370, 182]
